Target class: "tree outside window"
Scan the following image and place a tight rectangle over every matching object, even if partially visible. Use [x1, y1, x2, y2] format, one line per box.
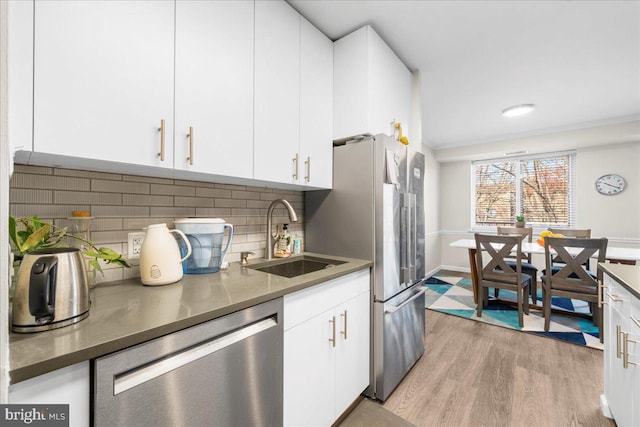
[473, 152, 575, 228]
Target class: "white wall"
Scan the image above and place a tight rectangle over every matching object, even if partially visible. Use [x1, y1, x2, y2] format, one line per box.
[438, 139, 640, 272]
[422, 145, 440, 276]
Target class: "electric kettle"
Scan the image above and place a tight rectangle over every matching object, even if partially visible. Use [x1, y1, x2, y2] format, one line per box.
[12, 247, 90, 333]
[140, 223, 192, 286]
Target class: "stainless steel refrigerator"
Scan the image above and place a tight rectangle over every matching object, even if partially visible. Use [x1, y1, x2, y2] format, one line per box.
[305, 134, 426, 402]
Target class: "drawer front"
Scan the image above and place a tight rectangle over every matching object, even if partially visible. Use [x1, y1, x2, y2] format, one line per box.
[605, 274, 634, 318]
[284, 269, 370, 331]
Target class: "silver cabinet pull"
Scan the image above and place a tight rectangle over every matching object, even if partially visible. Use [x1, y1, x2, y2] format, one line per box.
[157, 119, 165, 161]
[186, 126, 194, 165]
[598, 283, 607, 307]
[607, 292, 623, 302]
[292, 154, 299, 180]
[304, 156, 310, 182]
[340, 310, 347, 340]
[623, 331, 638, 369]
[617, 325, 623, 359]
[113, 317, 277, 395]
[328, 316, 336, 347]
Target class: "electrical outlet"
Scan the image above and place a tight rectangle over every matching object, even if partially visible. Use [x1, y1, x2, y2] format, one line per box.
[128, 232, 145, 259]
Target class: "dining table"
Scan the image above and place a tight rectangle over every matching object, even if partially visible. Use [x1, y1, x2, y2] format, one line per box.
[449, 238, 640, 307]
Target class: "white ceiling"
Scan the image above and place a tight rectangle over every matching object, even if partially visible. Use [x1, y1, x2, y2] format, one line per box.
[289, 0, 640, 149]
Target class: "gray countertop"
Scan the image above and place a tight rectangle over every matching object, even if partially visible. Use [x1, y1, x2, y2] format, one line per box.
[9, 253, 372, 384]
[599, 262, 640, 299]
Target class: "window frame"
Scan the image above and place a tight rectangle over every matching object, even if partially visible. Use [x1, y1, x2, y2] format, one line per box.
[471, 150, 576, 232]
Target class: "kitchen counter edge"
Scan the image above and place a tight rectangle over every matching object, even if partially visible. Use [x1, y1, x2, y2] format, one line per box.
[9, 253, 372, 384]
[599, 262, 640, 299]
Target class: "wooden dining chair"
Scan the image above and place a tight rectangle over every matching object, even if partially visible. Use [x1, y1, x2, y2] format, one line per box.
[548, 228, 592, 272]
[497, 226, 539, 303]
[541, 236, 607, 336]
[474, 233, 531, 327]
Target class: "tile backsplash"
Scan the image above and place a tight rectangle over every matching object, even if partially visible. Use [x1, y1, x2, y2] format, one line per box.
[10, 164, 304, 284]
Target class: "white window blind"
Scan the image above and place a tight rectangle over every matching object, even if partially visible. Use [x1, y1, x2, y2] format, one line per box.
[472, 151, 576, 228]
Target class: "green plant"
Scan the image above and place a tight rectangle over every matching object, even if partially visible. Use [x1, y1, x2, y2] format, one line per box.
[9, 216, 130, 274]
[516, 215, 525, 222]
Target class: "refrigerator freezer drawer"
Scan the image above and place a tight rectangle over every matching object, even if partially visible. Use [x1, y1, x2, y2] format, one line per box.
[373, 284, 426, 401]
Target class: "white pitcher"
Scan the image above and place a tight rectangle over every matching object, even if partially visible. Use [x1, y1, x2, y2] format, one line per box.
[140, 224, 192, 286]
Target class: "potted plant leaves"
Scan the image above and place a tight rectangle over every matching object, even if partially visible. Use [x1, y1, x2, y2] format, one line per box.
[515, 215, 526, 228]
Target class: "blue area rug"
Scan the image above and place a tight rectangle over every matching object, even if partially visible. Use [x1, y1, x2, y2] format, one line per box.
[425, 273, 603, 350]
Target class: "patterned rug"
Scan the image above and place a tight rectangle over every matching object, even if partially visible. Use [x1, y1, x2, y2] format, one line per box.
[425, 273, 603, 350]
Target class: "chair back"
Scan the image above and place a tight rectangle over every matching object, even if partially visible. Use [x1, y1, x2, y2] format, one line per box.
[497, 226, 533, 263]
[475, 234, 524, 285]
[548, 228, 592, 268]
[543, 236, 607, 294]
[548, 228, 591, 238]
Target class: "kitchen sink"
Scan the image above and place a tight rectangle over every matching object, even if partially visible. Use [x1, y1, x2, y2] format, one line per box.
[248, 255, 346, 278]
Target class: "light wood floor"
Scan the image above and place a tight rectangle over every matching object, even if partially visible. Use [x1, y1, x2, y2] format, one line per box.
[344, 271, 615, 427]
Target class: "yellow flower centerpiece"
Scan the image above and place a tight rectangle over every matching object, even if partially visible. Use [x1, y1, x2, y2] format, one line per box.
[537, 230, 564, 247]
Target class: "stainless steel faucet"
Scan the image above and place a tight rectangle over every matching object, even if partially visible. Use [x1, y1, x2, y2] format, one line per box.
[266, 199, 298, 260]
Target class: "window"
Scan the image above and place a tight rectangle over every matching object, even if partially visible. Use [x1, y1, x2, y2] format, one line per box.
[472, 152, 575, 229]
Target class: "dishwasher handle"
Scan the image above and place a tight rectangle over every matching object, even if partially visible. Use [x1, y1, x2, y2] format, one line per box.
[113, 317, 277, 395]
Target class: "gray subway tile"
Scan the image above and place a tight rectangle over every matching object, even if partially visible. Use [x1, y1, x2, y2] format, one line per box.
[150, 207, 196, 217]
[174, 196, 215, 208]
[92, 206, 150, 217]
[194, 208, 232, 217]
[54, 191, 122, 205]
[232, 190, 262, 200]
[91, 230, 131, 245]
[150, 183, 196, 196]
[123, 194, 173, 207]
[11, 174, 90, 191]
[215, 199, 247, 208]
[92, 180, 150, 194]
[54, 168, 123, 181]
[123, 217, 175, 230]
[123, 174, 174, 185]
[13, 164, 53, 175]
[195, 187, 232, 198]
[10, 189, 53, 204]
[11, 204, 91, 219]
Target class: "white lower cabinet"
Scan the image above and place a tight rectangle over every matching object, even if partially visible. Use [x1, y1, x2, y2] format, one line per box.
[283, 269, 370, 426]
[8, 361, 90, 427]
[602, 273, 639, 427]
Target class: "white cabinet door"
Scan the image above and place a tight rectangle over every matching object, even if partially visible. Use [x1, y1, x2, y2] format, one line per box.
[334, 290, 370, 417]
[174, 1, 253, 178]
[299, 17, 333, 189]
[33, 1, 174, 168]
[254, 0, 300, 185]
[333, 25, 412, 141]
[9, 361, 90, 427]
[283, 310, 335, 427]
[609, 306, 636, 427]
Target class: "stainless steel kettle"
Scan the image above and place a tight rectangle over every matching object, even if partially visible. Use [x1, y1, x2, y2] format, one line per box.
[12, 248, 90, 333]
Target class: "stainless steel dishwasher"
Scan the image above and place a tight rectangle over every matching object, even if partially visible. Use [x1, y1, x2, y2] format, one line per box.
[93, 298, 283, 427]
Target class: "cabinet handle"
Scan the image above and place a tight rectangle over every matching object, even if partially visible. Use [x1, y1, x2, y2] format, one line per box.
[186, 126, 194, 165]
[304, 156, 310, 182]
[157, 119, 165, 161]
[607, 292, 623, 303]
[623, 332, 638, 369]
[328, 316, 336, 348]
[598, 283, 607, 307]
[340, 310, 347, 340]
[617, 325, 623, 359]
[292, 154, 299, 180]
[631, 315, 640, 329]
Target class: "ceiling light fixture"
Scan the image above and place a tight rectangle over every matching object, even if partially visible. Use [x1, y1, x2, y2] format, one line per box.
[502, 104, 536, 118]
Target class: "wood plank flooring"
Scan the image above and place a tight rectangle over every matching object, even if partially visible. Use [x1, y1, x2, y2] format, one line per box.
[342, 271, 615, 427]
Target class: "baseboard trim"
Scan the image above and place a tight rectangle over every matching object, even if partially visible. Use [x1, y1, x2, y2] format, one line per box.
[438, 265, 471, 274]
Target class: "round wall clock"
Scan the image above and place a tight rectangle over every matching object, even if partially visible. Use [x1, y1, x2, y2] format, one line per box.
[595, 174, 626, 195]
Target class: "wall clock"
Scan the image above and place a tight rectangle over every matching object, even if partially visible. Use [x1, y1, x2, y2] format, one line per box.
[595, 174, 626, 195]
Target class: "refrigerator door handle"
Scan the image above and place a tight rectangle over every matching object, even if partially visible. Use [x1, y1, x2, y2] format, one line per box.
[400, 200, 408, 282]
[384, 287, 427, 314]
[409, 193, 417, 283]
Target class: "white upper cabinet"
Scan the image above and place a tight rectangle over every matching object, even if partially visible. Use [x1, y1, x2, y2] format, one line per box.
[254, 0, 301, 185]
[33, 1, 175, 168]
[174, 1, 254, 178]
[299, 17, 333, 189]
[333, 25, 412, 142]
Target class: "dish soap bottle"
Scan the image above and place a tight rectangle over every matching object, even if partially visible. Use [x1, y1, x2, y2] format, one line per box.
[275, 224, 291, 258]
